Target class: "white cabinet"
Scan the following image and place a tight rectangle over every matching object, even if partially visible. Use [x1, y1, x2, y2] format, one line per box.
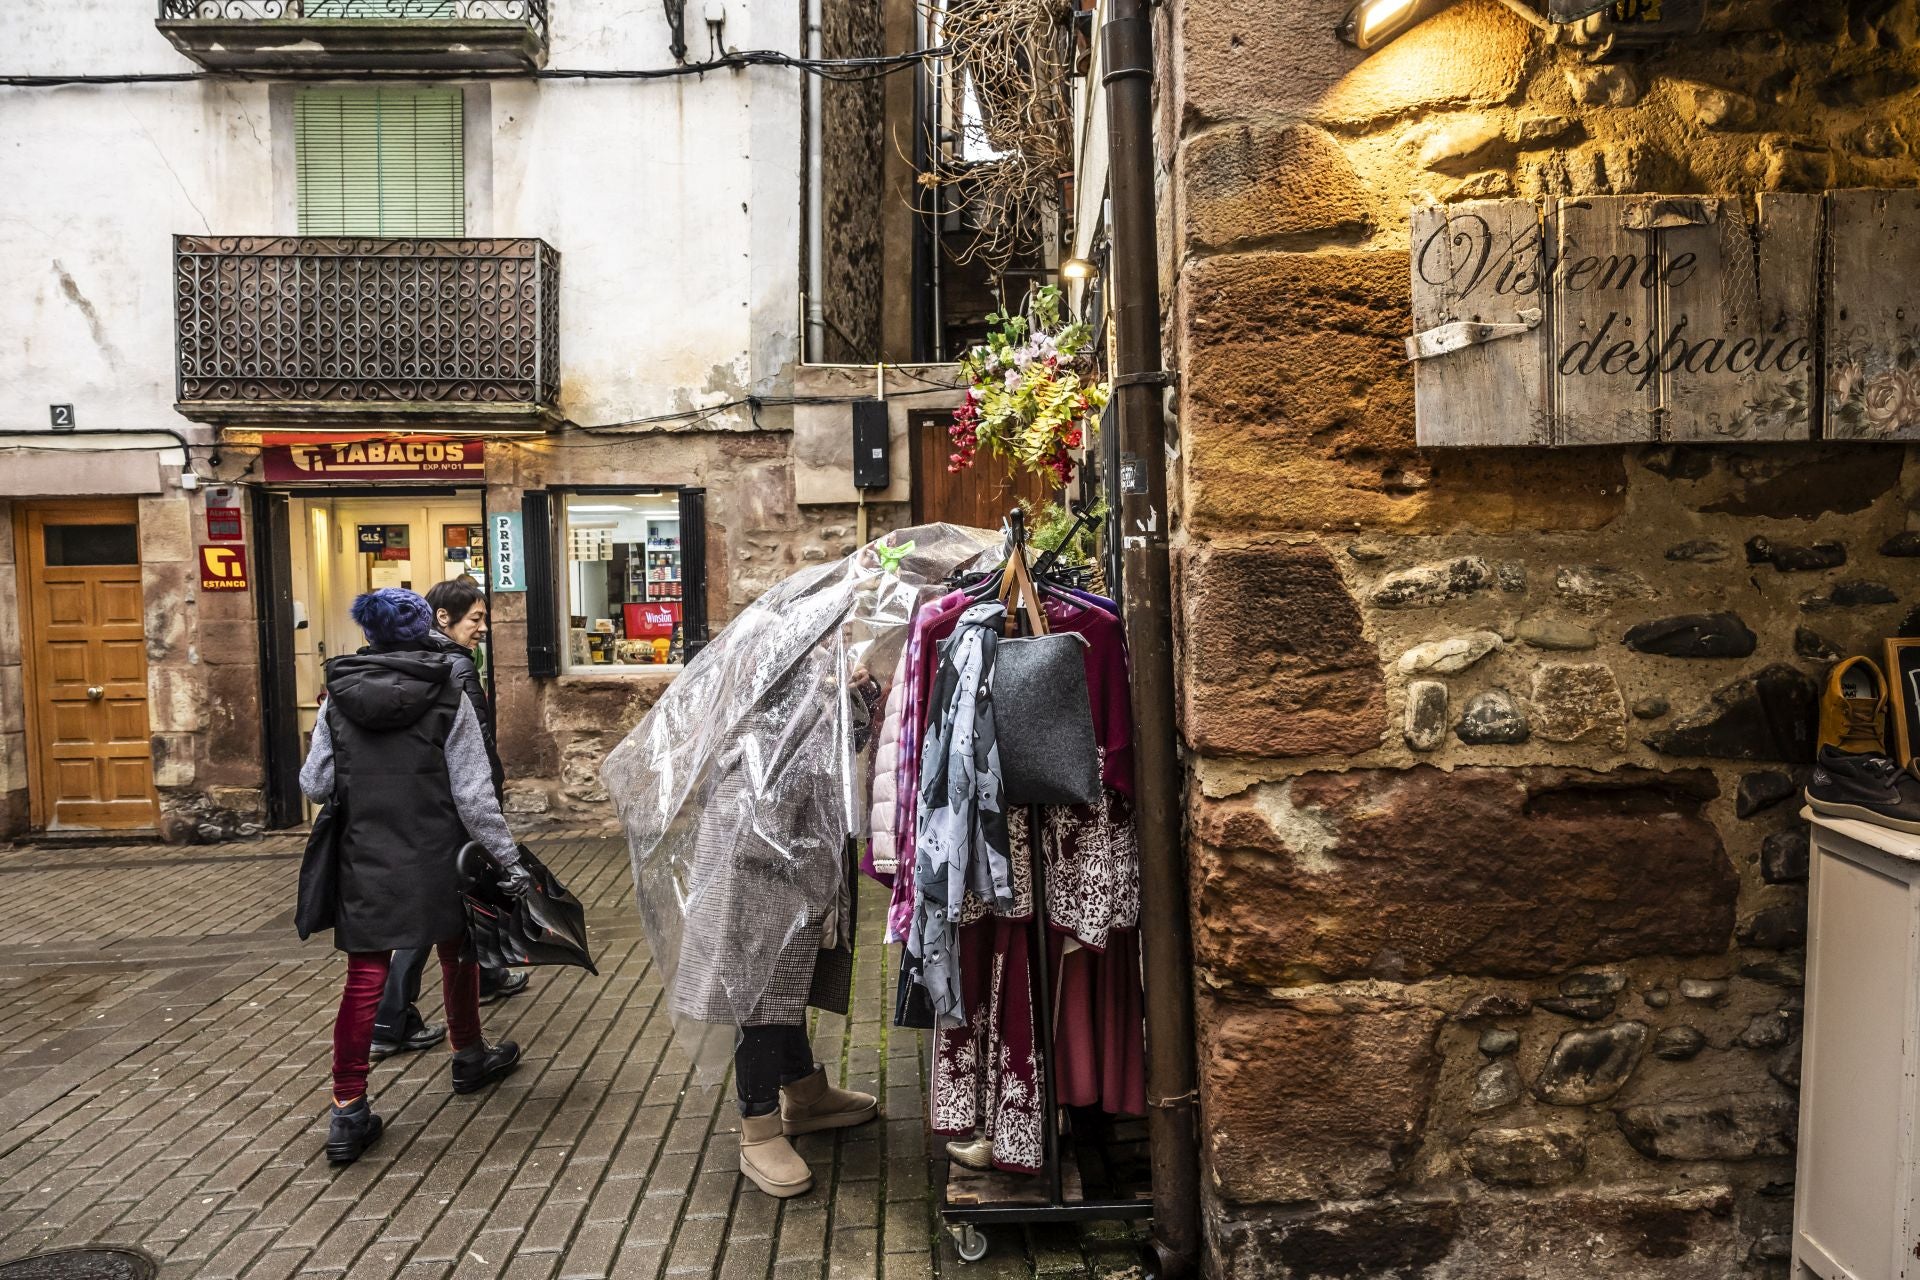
[1795, 812, 1920, 1280]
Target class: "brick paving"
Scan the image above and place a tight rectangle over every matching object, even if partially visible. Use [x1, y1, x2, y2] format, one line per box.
[0, 835, 1141, 1280]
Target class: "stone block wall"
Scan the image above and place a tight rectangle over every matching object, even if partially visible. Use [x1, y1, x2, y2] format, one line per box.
[1162, 1, 1920, 1274]
[819, 0, 886, 363]
[143, 478, 266, 843]
[0, 503, 25, 836]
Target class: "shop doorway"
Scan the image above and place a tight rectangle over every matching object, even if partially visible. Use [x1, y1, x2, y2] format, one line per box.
[16, 499, 157, 831]
[256, 488, 487, 827]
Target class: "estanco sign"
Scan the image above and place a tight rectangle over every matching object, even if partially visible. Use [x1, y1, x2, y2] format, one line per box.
[261, 438, 486, 482]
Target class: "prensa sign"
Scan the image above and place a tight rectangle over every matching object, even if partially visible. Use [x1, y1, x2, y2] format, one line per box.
[262, 438, 486, 482]
[1408, 188, 1920, 447]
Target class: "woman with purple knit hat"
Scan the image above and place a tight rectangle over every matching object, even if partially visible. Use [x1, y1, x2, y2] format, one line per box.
[298, 587, 530, 1166]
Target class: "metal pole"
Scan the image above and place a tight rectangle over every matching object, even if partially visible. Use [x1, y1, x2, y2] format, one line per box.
[928, 0, 946, 361]
[1101, 1, 1200, 1275]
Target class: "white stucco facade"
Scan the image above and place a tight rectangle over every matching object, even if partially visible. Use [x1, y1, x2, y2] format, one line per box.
[0, 0, 804, 437]
[0, 0, 871, 842]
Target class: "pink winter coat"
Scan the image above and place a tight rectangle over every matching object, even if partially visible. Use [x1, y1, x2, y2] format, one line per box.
[865, 650, 910, 880]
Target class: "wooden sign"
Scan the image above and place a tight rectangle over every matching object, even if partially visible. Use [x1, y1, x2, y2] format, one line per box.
[1410, 193, 1822, 446]
[1826, 188, 1920, 441]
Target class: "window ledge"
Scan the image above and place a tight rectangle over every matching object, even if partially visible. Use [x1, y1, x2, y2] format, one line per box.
[556, 668, 682, 683]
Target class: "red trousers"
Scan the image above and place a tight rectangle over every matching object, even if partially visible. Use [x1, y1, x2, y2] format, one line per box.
[333, 941, 481, 1101]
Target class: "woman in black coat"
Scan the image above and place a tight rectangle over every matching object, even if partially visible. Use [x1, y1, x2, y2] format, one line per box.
[299, 587, 529, 1166]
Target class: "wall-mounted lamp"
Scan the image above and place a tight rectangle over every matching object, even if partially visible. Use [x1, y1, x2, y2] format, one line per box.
[1337, 0, 1461, 51]
[1339, 0, 1627, 53]
[1061, 257, 1096, 281]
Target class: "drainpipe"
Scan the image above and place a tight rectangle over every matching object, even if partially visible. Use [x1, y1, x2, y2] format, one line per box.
[928, 0, 946, 360]
[1101, 0, 1201, 1276]
[805, 0, 827, 362]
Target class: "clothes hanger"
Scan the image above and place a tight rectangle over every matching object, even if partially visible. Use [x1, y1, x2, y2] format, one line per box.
[995, 510, 1050, 637]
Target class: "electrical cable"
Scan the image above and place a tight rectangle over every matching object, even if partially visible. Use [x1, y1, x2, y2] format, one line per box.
[567, 386, 969, 435]
[0, 46, 942, 88]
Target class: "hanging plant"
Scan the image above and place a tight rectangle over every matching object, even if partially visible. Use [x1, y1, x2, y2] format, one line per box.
[949, 285, 1110, 485]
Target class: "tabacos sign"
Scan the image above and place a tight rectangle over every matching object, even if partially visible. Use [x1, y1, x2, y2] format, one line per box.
[262, 438, 486, 482]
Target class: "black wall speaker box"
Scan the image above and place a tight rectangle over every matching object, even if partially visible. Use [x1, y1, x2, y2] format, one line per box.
[852, 399, 890, 490]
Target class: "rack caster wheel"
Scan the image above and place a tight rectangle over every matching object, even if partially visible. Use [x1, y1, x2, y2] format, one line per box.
[952, 1225, 990, 1263]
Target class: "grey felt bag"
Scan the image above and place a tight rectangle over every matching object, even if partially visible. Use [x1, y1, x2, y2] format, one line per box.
[993, 632, 1101, 807]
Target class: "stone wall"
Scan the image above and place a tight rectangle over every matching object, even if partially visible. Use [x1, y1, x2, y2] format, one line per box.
[0, 503, 24, 836]
[820, 0, 886, 363]
[1162, 1, 1920, 1275]
[146, 477, 269, 843]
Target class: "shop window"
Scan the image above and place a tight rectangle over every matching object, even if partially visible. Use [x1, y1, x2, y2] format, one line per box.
[556, 490, 704, 672]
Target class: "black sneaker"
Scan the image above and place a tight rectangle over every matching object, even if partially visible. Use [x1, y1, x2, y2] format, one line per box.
[326, 1096, 384, 1166]
[371, 1020, 446, 1060]
[451, 1040, 523, 1094]
[478, 970, 531, 1005]
[1806, 746, 1920, 833]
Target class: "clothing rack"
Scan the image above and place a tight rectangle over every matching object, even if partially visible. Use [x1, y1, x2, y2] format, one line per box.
[934, 507, 1153, 1263]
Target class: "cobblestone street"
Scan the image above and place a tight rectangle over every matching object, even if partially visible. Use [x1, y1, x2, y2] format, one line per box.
[0, 835, 1139, 1280]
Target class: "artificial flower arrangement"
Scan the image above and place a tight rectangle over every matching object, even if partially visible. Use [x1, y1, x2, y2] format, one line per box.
[948, 284, 1111, 484]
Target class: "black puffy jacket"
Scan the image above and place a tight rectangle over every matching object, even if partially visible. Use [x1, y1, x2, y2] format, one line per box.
[321, 650, 469, 951]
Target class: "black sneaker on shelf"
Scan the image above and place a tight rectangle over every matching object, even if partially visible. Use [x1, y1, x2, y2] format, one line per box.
[478, 970, 531, 1005]
[326, 1095, 384, 1166]
[451, 1040, 523, 1094]
[1806, 746, 1920, 834]
[371, 1019, 446, 1060]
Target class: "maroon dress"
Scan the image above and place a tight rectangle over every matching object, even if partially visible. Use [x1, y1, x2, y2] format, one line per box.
[926, 593, 1148, 1175]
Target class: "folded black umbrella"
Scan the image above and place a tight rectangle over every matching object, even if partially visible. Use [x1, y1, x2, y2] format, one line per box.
[457, 843, 599, 976]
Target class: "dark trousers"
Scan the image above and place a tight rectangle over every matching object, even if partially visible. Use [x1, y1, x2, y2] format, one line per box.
[334, 942, 480, 1101]
[377, 950, 511, 1036]
[374, 947, 433, 1038]
[736, 1025, 816, 1117]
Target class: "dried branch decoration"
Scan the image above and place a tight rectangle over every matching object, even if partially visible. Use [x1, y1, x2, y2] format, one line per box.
[919, 0, 1075, 271]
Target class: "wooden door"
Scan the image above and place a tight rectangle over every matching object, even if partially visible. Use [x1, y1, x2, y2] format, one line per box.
[20, 500, 156, 830]
[908, 410, 1058, 530]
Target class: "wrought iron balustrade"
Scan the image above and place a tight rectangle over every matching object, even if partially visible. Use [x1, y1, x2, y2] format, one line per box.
[173, 236, 559, 425]
[157, 0, 548, 40]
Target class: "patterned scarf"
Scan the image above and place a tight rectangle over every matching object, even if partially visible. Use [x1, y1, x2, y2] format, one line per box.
[908, 600, 1014, 1028]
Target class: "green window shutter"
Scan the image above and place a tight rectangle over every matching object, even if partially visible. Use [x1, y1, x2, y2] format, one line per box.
[295, 87, 465, 236]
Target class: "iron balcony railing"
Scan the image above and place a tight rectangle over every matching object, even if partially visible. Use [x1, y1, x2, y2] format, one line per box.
[157, 0, 549, 42]
[173, 236, 559, 420]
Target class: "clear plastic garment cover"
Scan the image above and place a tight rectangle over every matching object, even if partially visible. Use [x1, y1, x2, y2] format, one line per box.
[603, 523, 1000, 1058]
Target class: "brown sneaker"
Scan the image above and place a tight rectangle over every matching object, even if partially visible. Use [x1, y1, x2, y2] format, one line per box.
[740, 1111, 813, 1198]
[780, 1067, 879, 1135]
[1820, 656, 1889, 754]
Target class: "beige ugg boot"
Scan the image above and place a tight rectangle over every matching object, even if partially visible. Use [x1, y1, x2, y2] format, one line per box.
[780, 1067, 880, 1135]
[739, 1111, 813, 1198]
